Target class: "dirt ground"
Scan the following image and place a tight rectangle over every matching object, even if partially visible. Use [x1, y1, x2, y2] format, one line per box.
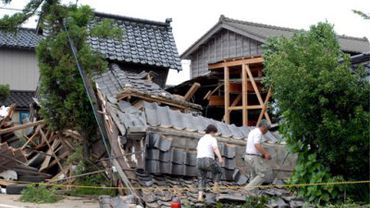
[0, 194, 99, 208]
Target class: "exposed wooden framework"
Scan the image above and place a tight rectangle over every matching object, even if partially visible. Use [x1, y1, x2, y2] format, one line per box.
[209, 56, 272, 126]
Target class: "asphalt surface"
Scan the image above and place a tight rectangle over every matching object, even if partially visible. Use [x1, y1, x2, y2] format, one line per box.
[0, 194, 99, 208]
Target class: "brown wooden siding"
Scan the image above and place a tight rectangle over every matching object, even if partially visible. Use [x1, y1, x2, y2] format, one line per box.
[188, 29, 263, 78]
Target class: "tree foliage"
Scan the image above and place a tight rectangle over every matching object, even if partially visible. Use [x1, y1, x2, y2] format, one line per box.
[352, 10, 370, 20]
[0, 0, 122, 140]
[36, 3, 108, 133]
[263, 22, 370, 204]
[0, 84, 10, 102]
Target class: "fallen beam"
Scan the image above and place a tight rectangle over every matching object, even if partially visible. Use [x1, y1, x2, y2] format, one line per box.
[0, 120, 44, 135]
[184, 82, 201, 101]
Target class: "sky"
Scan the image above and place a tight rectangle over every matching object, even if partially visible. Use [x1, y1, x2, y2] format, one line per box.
[1, 0, 369, 85]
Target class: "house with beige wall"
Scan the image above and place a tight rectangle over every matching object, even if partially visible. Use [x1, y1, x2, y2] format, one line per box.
[0, 28, 42, 123]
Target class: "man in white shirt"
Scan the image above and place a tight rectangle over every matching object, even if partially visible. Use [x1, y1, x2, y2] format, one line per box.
[244, 120, 273, 192]
[196, 124, 224, 202]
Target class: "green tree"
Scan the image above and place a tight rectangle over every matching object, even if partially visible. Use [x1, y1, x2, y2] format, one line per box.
[0, 0, 121, 154]
[353, 10, 370, 20]
[0, 84, 10, 102]
[263, 22, 370, 204]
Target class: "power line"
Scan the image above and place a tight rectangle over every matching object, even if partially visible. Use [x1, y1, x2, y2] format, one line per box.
[0, 6, 23, 12]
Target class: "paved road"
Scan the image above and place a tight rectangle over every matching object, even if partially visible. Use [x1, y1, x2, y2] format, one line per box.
[0, 194, 99, 208]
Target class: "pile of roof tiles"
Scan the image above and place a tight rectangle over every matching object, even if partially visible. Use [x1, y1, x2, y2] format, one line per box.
[144, 131, 247, 185]
[134, 172, 305, 208]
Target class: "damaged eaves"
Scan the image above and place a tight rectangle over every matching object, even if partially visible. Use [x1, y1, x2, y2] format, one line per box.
[94, 64, 202, 111]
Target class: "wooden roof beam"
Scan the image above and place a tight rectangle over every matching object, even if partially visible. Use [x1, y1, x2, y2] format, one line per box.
[209, 57, 264, 70]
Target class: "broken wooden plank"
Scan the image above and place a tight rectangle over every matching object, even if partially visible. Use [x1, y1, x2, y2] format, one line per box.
[21, 124, 43, 149]
[0, 120, 44, 135]
[184, 82, 201, 101]
[39, 129, 63, 172]
[205, 84, 223, 100]
[39, 140, 57, 171]
[0, 179, 16, 186]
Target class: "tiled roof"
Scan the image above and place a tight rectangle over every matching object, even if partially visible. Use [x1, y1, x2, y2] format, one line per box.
[94, 64, 199, 109]
[88, 12, 182, 71]
[0, 90, 35, 111]
[350, 51, 370, 82]
[0, 28, 42, 50]
[115, 101, 280, 141]
[108, 101, 292, 180]
[181, 15, 370, 58]
[221, 16, 370, 53]
[0, 90, 35, 110]
[109, 101, 296, 207]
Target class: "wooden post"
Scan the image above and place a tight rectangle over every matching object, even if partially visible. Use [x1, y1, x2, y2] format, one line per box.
[224, 66, 230, 124]
[242, 64, 248, 126]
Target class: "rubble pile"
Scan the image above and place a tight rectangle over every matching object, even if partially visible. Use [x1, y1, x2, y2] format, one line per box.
[136, 173, 305, 208]
[94, 64, 298, 207]
[0, 103, 83, 194]
[0, 64, 298, 207]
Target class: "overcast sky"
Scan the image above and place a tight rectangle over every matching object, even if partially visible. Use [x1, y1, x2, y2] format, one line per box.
[1, 0, 369, 85]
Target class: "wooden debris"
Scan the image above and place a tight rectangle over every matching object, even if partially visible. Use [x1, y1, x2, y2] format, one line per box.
[0, 103, 84, 189]
[184, 82, 201, 101]
[0, 120, 44, 135]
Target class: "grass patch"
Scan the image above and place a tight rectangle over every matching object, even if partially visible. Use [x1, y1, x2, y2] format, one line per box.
[20, 184, 62, 203]
[67, 173, 117, 196]
[66, 160, 116, 197]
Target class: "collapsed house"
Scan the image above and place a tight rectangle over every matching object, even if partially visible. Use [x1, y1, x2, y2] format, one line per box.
[0, 13, 304, 207]
[93, 63, 298, 207]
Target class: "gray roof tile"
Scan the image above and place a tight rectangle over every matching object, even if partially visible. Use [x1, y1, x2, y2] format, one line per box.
[0, 90, 35, 111]
[114, 101, 281, 142]
[181, 15, 370, 58]
[89, 12, 182, 71]
[223, 16, 370, 53]
[0, 28, 42, 49]
[94, 64, 194, 108]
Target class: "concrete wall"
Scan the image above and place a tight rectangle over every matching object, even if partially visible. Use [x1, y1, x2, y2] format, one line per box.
[189, 29, 263, 78]
[0, 48, 39, 91]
